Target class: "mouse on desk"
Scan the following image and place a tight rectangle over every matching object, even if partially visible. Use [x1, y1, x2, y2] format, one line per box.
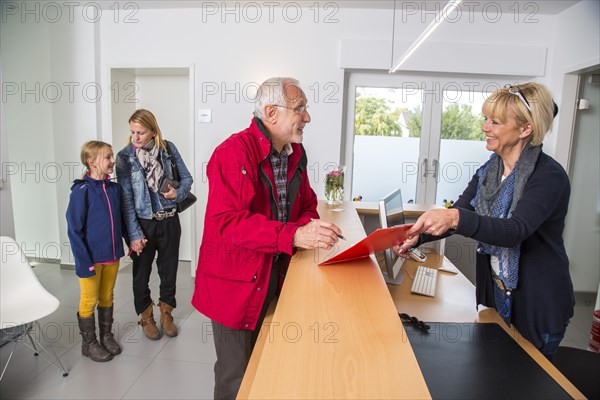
[408, 248, 427, 263]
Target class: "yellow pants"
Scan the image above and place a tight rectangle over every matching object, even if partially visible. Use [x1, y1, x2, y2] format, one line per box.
[79, 261, 119, 318]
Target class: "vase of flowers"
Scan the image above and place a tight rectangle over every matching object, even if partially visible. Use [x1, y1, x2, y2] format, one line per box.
[325, 166, 345, 205]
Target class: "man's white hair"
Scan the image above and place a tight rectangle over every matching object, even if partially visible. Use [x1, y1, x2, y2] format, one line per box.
[253, 77, 301, 119]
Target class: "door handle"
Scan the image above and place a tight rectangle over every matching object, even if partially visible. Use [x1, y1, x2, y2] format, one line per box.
[432, 159, 439, 179]
[422, 158, 428, 178]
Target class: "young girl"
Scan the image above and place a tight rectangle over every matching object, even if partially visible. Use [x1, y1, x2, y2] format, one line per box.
[66, 141, 125, 362]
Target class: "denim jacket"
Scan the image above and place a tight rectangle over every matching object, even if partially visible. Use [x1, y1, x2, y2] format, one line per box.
[116, 141, 193, 242]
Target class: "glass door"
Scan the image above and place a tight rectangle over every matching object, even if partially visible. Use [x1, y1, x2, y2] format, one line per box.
[345, 72, 498, 206]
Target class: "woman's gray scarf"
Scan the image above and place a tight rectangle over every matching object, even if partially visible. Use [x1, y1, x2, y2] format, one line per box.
[470, 142, 542, 293]
[135, 139, 164, 193]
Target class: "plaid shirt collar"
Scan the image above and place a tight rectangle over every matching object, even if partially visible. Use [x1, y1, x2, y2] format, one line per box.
[270, 144, 290, 223]
[271, 143, 293, 156]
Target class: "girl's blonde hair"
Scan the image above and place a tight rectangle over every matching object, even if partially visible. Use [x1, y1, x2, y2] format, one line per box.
[482, 82, 557, 146]
[80, 140, 111, 175]
[127, 109, 167, 149]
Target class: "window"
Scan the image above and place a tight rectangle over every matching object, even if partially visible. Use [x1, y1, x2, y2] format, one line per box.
[344, 72, 501, 205]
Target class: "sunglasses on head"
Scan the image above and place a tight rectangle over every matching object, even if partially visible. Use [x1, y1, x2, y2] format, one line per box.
[504, 84, 559, 118]
[505, 84, 532, 113]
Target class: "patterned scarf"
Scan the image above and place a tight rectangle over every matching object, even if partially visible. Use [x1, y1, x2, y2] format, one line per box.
[135, 139, 163, 192]
[470, 142, 542, 294]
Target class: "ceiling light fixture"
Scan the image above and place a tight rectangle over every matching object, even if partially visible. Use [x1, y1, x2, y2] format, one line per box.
[389, 0, 463, 73]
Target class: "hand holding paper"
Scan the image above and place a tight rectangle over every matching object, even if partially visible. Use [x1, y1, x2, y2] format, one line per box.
[319, 224, 413, 265]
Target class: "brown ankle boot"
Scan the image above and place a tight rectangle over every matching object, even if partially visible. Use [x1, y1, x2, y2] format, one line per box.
[139, 303, 161, 340]
[77, 313, 113, 362]
[158, 301, 178, 337]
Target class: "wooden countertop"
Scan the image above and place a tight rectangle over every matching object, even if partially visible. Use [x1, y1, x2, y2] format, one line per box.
[238, 201, 431, 399]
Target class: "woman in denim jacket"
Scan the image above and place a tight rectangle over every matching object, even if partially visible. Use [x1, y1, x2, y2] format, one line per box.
[116, 109, 193, 340]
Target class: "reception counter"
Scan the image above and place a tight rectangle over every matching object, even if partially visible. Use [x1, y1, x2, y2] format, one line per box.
[237, 201, 584, 399]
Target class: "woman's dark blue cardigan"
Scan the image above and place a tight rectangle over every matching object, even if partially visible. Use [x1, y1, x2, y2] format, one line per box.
[429, 152, 575, 348]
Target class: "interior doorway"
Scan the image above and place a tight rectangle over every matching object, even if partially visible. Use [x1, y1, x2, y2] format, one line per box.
[110, 67, 196, 270]
[563, 67, 600, 296]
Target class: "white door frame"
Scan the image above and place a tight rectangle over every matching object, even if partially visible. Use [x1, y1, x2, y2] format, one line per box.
[554, 57, 600, 173]
[103, 63, 197, 276]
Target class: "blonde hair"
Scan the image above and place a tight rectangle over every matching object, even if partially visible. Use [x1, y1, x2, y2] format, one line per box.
[80, 141, 111, 175]
[482, 82, 556, 146]
[127, 109, 167, 149]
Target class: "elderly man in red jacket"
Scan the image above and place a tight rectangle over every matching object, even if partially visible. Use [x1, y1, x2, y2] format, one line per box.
[192, 77, 342, 399]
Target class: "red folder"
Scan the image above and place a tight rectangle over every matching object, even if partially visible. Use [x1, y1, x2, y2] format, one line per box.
[319, 224, 413, 265]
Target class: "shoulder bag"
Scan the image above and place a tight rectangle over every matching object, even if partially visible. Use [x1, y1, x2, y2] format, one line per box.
[167, 143, 197, 213]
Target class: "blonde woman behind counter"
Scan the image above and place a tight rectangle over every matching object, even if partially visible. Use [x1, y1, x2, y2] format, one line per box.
[396, 83, 574, 360]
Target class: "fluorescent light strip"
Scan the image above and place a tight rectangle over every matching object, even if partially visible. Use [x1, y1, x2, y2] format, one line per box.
[389, 0, 463, 73]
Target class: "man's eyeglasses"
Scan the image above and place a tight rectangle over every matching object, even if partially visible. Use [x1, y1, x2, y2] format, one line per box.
[505, 84, 532, 113]
[273, 104, 309, 115]
[399, 313, 430, 333]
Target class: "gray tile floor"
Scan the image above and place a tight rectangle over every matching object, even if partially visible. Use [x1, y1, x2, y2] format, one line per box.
[1, 261, 597, 399]
[1, 260, 216, 400]
[562, 293, 597, 351]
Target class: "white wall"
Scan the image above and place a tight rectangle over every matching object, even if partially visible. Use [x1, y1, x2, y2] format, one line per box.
[1, 17, 59, 259]
[48, 15, 99, 265]
[1, 2, 598, 290]
[110, 68, 137, 147]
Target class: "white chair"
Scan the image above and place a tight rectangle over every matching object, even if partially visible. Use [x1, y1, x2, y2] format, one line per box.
[0, 236, 68, 380]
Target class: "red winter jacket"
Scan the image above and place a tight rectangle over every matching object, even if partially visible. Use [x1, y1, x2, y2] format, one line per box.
[192, 118, 319, 330]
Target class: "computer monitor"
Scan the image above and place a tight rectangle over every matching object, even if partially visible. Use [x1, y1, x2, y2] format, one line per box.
[378, 188, 406, 285]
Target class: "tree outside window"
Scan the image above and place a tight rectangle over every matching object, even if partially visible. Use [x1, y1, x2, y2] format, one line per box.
[355, 96, 485, 141]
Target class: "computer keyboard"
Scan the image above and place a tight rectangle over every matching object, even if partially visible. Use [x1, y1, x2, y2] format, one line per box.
[411, 265, 438, 297]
